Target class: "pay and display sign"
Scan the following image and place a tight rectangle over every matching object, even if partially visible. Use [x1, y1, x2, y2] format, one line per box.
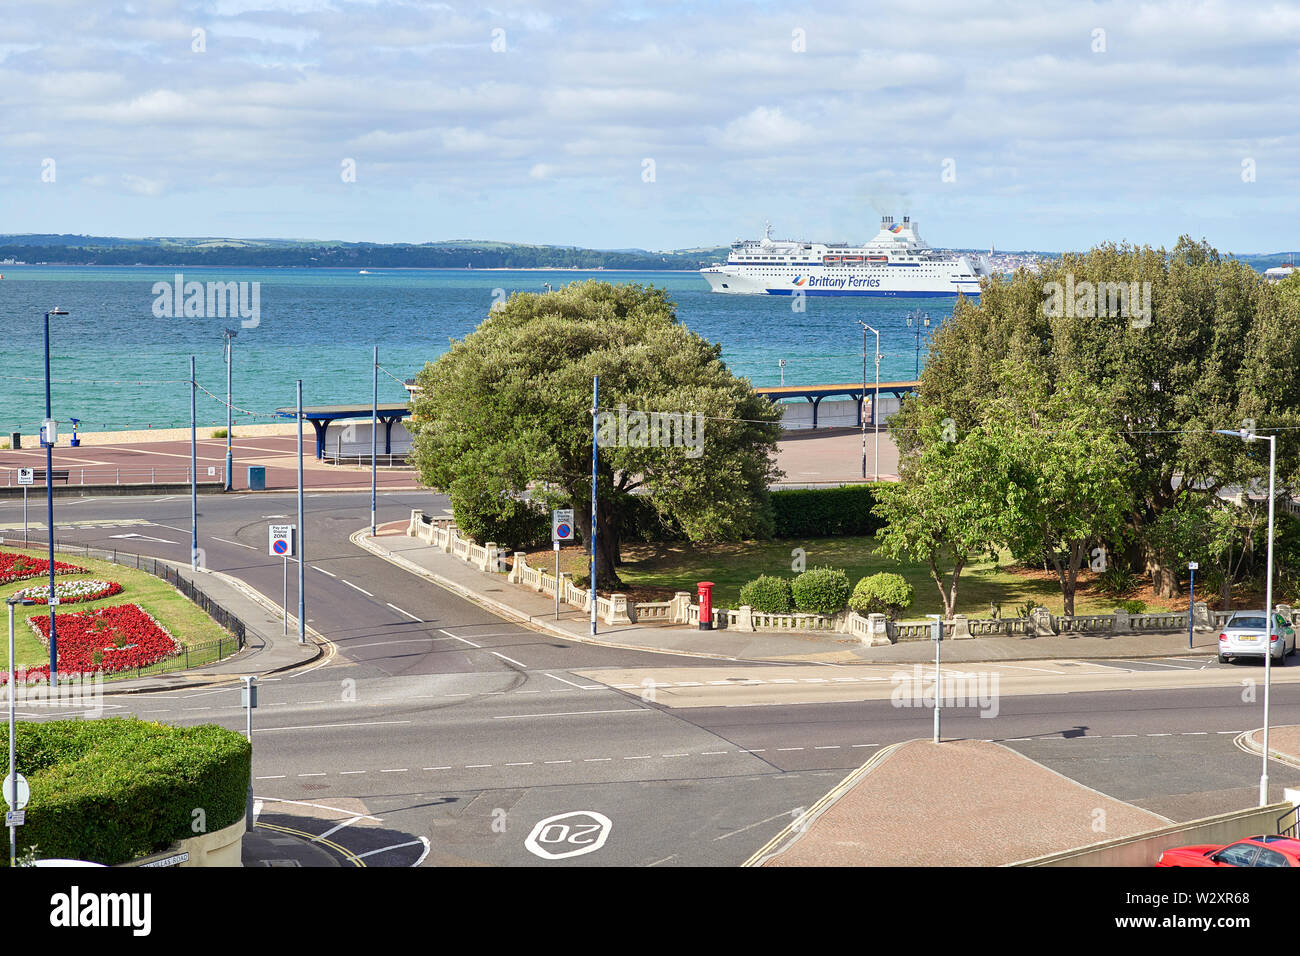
[552, 509, 574, 542]
[269, 524, 296, 557]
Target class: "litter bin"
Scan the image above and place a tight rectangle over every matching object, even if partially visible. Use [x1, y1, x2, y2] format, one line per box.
[8, 432, 20, 450]
[247, 466, 266, 491]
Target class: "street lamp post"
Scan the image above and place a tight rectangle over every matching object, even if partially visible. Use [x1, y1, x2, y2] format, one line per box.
[223, 329, 237, 491]
[42, 307, 68, 686]
[7, 595, 33, 868]
[906, 311, 930, 379]
[857, 321, 881, 481]
[1216, 428, 1277, 806]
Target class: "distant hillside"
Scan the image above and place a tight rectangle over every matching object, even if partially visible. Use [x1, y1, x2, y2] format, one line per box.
[0, 233, 1292, 274]
[0, 235, 728, 270]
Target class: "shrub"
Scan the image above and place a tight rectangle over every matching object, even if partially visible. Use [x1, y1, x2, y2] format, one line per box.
[1094, 565, 1137, 597]
[1117, 599, 1147, 615]
[212, 428, 228, 439]
[771, 484, 884, 538]
[848, 573, 914, 619]
[738, 574, 793, 613]
[450, 486, 550, 550]
[791, 566, 851, 615]
[11, 717, 250, 866]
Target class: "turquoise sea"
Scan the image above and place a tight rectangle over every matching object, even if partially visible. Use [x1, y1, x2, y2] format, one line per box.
[0, 266, 949, 432]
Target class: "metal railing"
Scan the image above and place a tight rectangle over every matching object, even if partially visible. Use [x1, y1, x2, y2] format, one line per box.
[1, 537, 247, 678]
[1277, 804, 1299, 838]
[3, 466, 226, 487]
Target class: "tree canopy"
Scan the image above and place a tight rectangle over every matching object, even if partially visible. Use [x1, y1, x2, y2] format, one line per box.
[408, 280, 782, 586]
[890, 237, 1300, 599]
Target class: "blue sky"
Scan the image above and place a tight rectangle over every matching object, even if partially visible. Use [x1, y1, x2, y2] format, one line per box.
[2, 0, 1298, 253]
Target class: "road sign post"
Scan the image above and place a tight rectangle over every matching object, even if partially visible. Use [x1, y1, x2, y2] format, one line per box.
[18, 469, 32, 546]
[927, 613, 943, 744]
[1188, 561, 1198, 650]
[552, 509, 574, 620]
[269, 525, 296, 634]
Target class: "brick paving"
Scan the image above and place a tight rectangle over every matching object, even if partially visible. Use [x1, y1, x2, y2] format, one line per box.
[764, 739, 1170, 866]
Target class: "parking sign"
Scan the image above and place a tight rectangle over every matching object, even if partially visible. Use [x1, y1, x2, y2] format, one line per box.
[552, 509, 574, 542]
[269, 524, 295, 557]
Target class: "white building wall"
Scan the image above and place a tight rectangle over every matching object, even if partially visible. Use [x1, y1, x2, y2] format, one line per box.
[323, 420, 412, 457]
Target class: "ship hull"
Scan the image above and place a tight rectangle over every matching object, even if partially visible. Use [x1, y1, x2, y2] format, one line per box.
[701, 268, 980, 297]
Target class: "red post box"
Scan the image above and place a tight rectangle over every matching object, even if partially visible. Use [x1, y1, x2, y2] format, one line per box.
[697, 581, 715, 631]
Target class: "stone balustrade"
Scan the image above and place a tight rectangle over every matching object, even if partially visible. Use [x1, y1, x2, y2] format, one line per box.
[406, 511, 1275, 641]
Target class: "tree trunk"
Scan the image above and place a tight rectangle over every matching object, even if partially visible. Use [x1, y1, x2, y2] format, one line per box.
[572, 487, 623, 588]
[1149, 558, 1179, 599]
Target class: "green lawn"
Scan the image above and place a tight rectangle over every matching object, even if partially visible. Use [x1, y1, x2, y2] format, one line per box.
[586, 536, 1183, 619]
[2, 547, 233, 673]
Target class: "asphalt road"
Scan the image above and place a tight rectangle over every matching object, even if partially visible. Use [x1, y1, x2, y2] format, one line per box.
[4, 490, 1299, 866]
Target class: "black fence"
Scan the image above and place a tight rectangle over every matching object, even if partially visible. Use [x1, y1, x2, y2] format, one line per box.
[1, 537, 247, 676]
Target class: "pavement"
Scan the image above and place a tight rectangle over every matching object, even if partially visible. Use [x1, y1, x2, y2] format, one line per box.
[0, 433, 422, 492]
[357, 519, 1234, 666]
[752, 738, 1173, 866]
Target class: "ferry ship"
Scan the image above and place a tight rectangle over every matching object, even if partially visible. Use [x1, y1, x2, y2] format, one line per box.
[700, 216, 991, 296]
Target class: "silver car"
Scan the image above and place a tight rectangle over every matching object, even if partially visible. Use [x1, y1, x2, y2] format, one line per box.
[1218, 610, 1297, 664]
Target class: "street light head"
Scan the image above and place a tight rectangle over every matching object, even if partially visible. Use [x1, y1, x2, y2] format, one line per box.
[47, 308, 69, 317]
[224, 328, 239, 338]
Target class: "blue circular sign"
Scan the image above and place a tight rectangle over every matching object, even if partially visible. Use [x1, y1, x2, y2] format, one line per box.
[273, 539, 289, 555]
[556, 523, 571, 538]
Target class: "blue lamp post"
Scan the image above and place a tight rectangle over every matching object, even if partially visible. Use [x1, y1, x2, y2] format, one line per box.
[43, 307, 69, 686]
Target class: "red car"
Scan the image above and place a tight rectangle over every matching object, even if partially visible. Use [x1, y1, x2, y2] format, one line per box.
[1157, 835, 1300, 867]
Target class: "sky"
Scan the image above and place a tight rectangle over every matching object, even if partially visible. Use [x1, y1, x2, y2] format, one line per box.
[2, 0, 1299, 253]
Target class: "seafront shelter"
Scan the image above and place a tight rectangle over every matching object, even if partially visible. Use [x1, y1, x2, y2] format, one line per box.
[275, 403, 412, 459]
[755, 380, 919, 430]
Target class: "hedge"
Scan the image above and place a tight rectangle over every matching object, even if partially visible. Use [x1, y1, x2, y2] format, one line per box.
[849, 572, 914, 618]
[791, 566, 851, 614]
[450, 487, 551, 550]
[8, 717, 251, 866]
[770, 484, 884, 538]
[738, 574, 794, 613]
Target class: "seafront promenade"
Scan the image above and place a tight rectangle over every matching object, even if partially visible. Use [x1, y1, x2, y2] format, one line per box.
[0, 425, 898, 492]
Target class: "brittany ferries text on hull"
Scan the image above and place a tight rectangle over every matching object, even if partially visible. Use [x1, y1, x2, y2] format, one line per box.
[700, 216, 992, 297]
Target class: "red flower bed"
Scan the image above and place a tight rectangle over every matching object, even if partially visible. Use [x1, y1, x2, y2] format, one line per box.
[27, 604, 182, 677]
[0, 551, 87, 584]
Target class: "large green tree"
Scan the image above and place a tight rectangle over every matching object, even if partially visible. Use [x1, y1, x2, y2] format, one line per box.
[408, 280, 783, 586]
[873, 408, 1004, 618]
[892, 238, 1300, 598]
[977, 367, 1136, 616]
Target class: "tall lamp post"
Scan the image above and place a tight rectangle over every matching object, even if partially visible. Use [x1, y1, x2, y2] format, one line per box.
[8, 594, 34, 868]
[222, 329, 238, 491]
[42, 307, 68, 686]
[906, 311, 930, 379]
[857, 321, 880, 481]
[1216, 428, 1277, 806]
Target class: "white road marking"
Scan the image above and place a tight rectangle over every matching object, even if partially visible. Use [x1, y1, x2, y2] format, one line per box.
[492, 708, 650, 719]
[356, 839, 425, 860]
[438, 628, 480, 648]
[342, 580, 374, 597]
[386, 602, 421, 621]
[491, 651, 528, 668]
[212, 536, 255, 550]
[544, 672, 599, 690]
[314, 815, 365, 841]
[255, 720, 411, 732]
[316, 568, 337, 578]
[379, 768, 408, 773]
[713, 809, 793, 842]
